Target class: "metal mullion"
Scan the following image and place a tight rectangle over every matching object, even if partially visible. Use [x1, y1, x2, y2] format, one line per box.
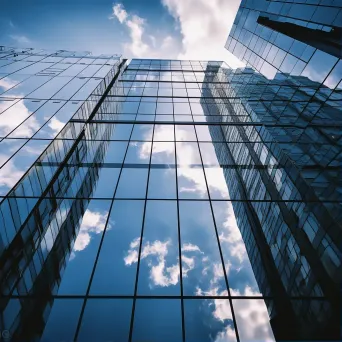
[0, 93, 80, 170]
[24, 57, 92, 100]
[73, 114, 134, 341]
[5, 294, 327, 300]
[0, 98, 48, 143]
[0, 50, 62, 81]
[128, 115, 155, 342]
[3, 194, 337, 203]
[0, 74, 32, 96]
[192, 111, 241, 342]
[173, 99, 186, 342]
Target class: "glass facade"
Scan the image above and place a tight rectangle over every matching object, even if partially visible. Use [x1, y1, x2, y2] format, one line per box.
[224, 1, 342, 340]
[0, 45, 340, 341]
[226, 0, 342, 83]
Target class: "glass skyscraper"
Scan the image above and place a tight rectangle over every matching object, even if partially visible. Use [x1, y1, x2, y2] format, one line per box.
[224, 1, 341, 341]
[225, 0, 342, 82]
[0, 8, 341, 339]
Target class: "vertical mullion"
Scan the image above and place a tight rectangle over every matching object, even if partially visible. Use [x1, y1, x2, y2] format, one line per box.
[174, 97, 186, 342]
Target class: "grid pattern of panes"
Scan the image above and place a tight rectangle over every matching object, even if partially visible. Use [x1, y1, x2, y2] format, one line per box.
[0, 57, 277, 342]
[226, 0, 342, 86]
[0, 55, 340, 342]
[0, 45, 121, 197]
[201, 65, 341, 340]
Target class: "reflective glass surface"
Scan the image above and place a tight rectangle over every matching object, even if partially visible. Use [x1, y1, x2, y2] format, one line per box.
[0, 50, 340, 341]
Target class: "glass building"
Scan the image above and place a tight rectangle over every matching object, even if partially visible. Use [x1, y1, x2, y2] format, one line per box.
[225, 0, 342, 82]
[224, 1, 342, 340]
[0, 43, 340, 342]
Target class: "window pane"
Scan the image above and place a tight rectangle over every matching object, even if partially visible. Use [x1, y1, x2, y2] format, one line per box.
[233, 299, 275, 342]
[138, 201, 180, 295]
[115, 168, 148, 198]
[184, 299, 237, 342]
[179, 201, 227, 296]
[132, 299, 182, 342]
[148, 168, 177, 199]
[57, 200, 111, 295]
[90, 200, 144, 295]
[41, 299, 83, 342]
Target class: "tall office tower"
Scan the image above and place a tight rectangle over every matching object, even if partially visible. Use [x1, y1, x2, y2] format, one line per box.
[223, 1, 342, 340]
[201, 65, 341, 340]
[226, 0, 342, 80]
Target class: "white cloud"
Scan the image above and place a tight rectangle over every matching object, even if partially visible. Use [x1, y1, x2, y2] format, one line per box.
[229, 287, 275, 342]
[9, 34, 31, 45]
[124, 248, 139, 266]
[124, 237, 180, 287]
[181, 243, 203, 254]
[139, 125, 232, 197]
[124, 238, 207, 286]
[111, 3, 128, 23]
[219, 204, 248, 263]
[0, 102, 39, 138]
[161, 0, 244, 66]
[0, 77, 17, 93]
[47, 117, 66, 136]
[72, 209, 110, 254]
[110, 3, 179, 58]
[0, 154, 25, 189]
[194, 284, 274, 341]
[150, 259, 179, 287]
[110, 2, 244, 66]
[181, 254, 195, 277]
[21, 144, 45, 156]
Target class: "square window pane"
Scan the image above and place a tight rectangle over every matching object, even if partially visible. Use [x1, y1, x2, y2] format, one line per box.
[153, 124, 174, 141]
[132, 299, 182, 342]
[148, 168, 177, 199]
[124, 141, 151, 164]
[174, 102, 191, 114]
[151, 141, 175, 164]
[131, 124, 153, 140]
[156, 102, 173, 114]
[115, 168, 148, 198]
[184, 299, 237, 342]
[78, 299, 132, 341]
[138, 102, 156, 114]
[41, 299, 83, 342]
[175, 125, 197, 141]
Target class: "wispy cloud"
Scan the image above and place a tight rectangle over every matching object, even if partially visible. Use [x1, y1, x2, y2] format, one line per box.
[70, 209, 111, 260]
[47, 117, 66, 136]
[124, 238, 180, 287]
[161, 0, 244, 66]
[9, 34, 32, 45]
[110, 3, 178, 58]
[110, 1, 244, 67]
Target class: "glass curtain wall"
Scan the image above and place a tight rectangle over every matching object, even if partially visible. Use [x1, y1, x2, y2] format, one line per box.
[0, 51, 340, 341]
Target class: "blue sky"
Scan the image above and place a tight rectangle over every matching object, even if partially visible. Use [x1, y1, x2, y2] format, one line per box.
[1, 0, 244, 66]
